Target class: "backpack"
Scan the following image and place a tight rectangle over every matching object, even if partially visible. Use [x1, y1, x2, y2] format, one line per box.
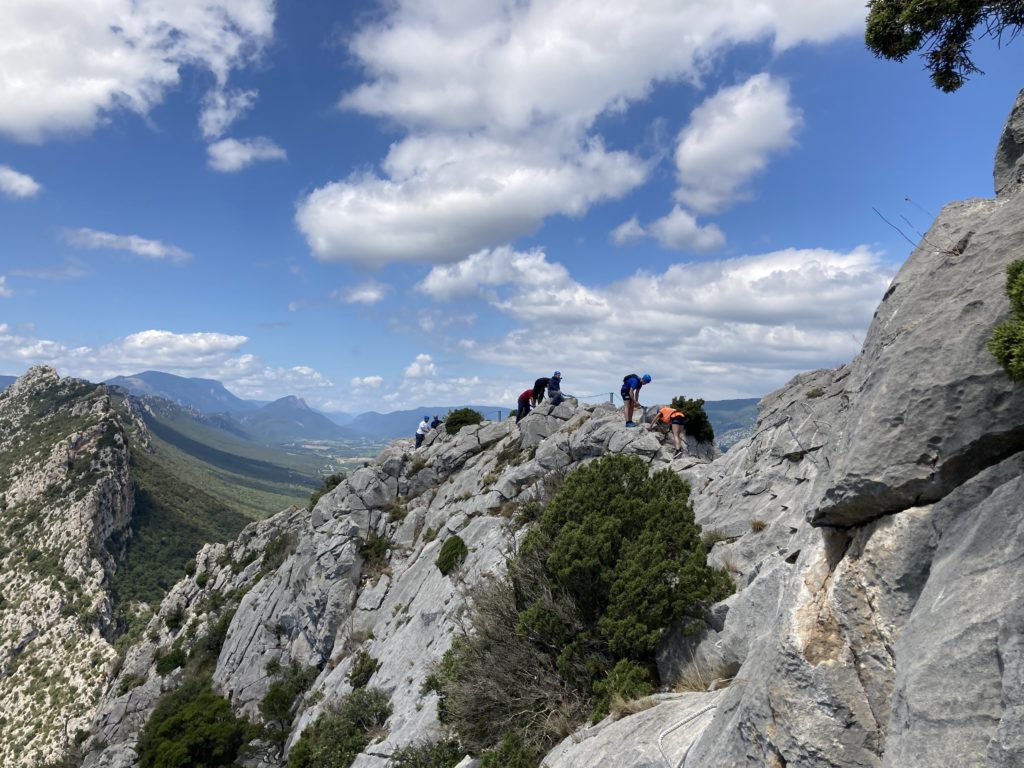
[622, 373, 639, 385]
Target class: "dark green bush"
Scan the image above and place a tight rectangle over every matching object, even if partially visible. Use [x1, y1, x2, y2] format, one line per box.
[310, 473, 344, 508]
[478, 733, 543, 768]
[444, 408, 483, 436]
[669, 396, 714, 444]
[155, 647, 188, 675]
[288, 687, 392, 768]
[347, 650, 381, 689]
[388, 739, 464, 767]
[989, 260, 1024, 380]
[164, 606, 185, 631]
[261, 532, 296, 574]
[433, 454, 731, 757]
[137, 676, 251, 768]
[436, 536, 469, 576]
[261, 660, 317, 745]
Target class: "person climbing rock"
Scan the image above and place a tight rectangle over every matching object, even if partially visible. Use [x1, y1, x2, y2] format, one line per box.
[531, 376, 551, 406]
[547, 371, 563, 406]
[430, 415, 442, 429]
[415, 415, 431, 448]
[516, 387, 534, 423]
[620, 373, 651, 426]
[648, 405, 688, 454]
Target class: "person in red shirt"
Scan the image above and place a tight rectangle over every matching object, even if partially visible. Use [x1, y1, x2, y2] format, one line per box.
[516, 388, 534, 423]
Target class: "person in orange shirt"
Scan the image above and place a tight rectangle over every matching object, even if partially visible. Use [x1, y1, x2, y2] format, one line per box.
[648, 405, 688, 455]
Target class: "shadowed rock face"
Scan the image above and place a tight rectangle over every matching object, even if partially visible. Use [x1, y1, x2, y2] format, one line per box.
[664, 89, 1024, 768]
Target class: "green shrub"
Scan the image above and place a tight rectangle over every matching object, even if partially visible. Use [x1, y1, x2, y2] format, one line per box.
[288, 687, 392, 768]
[195, 571, 209, 588]
[347, 650, 381, 689]
[261, 660, 317, 745]
[590, 659, 654, 722]
[669, 396, 714, 443]
[444, 408, 483, 436]
[137, 676, 251, 768]
[436, 536, 469, 576]
[805, 387, 825, 398]
[118, 673, 147, 695]
[155, 647, 188, 675]
[183, 560, 196, 576]
[989, 260, 1024, 381]
[261, 532, 296, 574]
[360, 532, 393, 581]
[310, 474, 344, 509]
[478, 733, 543, 768]
[164, 606, 185, 631]
[434, 454, 732, 757]
[388, 739, 464, 767]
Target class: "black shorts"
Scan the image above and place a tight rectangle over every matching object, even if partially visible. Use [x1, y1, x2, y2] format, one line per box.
[670, 416, 686, 426]
[620, 387, 632, 401]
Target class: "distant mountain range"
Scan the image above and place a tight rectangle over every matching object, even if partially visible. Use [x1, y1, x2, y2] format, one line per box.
[4, 369, 760, 447]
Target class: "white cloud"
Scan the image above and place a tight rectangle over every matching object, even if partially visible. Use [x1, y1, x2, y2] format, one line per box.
[0, 0, 275, 143]
[64, 228, 191, 264]
[674, 74, 801, 214]
[611, 216, 646, 245]
[427, 244, 895, 399]
[351, 375, 384, 388]
[297, 0, 865, 266]
[419, 246, 572, 301]
[11, 258, 87, 280]
[334, 280, 390, 305]
[296, 135, 645, 266]
[0, 277, 12, 297]
[207, 137, 286, 172]
[200, 88, 258, 139]
[0, 165, 42, 198]
[647, 206, 726, 252]
[404, 353, 438, 378]
[0, 327, 333, 399]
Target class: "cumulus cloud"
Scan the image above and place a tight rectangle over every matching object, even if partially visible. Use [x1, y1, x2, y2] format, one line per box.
[0, 327, 333, 399]
[334, 280, 390, 305]
[296, 136, 645, 266]
[207, 137, 286, 172]
[404, 353, 438, 378]
[427, 244, 895, 399]
[64, 228, 191, 264]
[0, 0, 275, 143]
[0, 165, 42, 198]
[674, 74, 801, 214]
[0, 277, 12, 297]
[296, 0, 865, 266]
[351, 375, 384, 388]
[200, 88, 258, 139]
[611, 217, 646, 245]
[419, 246, 572, 301]
[647, 206, 726, 252]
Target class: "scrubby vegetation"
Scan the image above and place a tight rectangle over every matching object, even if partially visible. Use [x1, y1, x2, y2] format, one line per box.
[388, 738, 463, 767]
[989, 259, 1024, 380]
[444, 408, 483, 436]
[436, 535, 468, 576]
[137, 676, 252, 768]
[429, 454, 732, 763]
[669, 396, 715, 444]
[260, 659, 317, 746]
[288, 687, 392, 768]
[346, 650, 381, 689]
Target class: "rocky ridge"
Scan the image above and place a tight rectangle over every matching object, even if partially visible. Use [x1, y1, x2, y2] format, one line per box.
[0, 368, 135, 766]
[56, 89, 1024, 768]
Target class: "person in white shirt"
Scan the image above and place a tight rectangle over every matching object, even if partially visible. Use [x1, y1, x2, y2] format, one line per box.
[415, 415, 431, 448]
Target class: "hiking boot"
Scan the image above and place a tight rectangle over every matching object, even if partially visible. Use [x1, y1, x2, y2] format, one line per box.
[625, 421, 636, 427]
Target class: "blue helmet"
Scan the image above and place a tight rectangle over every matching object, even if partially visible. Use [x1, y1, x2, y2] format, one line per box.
[553, 370, 561, 377]
[642, 374, 652, 383]
[424, 415, 430, 420]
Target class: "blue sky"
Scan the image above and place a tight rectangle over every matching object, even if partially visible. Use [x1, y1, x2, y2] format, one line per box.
[1, 0, 1022, 413]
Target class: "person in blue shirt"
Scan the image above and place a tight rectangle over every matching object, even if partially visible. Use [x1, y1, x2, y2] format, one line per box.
[620, 373, 651, 427]
[547, 371, 563, 406]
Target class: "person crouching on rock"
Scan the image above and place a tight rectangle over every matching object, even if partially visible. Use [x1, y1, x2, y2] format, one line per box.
[620, 373, 651, 427]
[649, 405, 688, 455]
[415, 415, 431, 448]
[531, 375, 550, 407]
[516, 387, 534, 423]
[547, 371, 563, 406]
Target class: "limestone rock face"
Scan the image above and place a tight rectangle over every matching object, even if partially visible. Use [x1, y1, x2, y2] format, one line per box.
[0, 368, 134, 767]
[82, 392, 719, 767]
[995, 88, 1024, 197]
